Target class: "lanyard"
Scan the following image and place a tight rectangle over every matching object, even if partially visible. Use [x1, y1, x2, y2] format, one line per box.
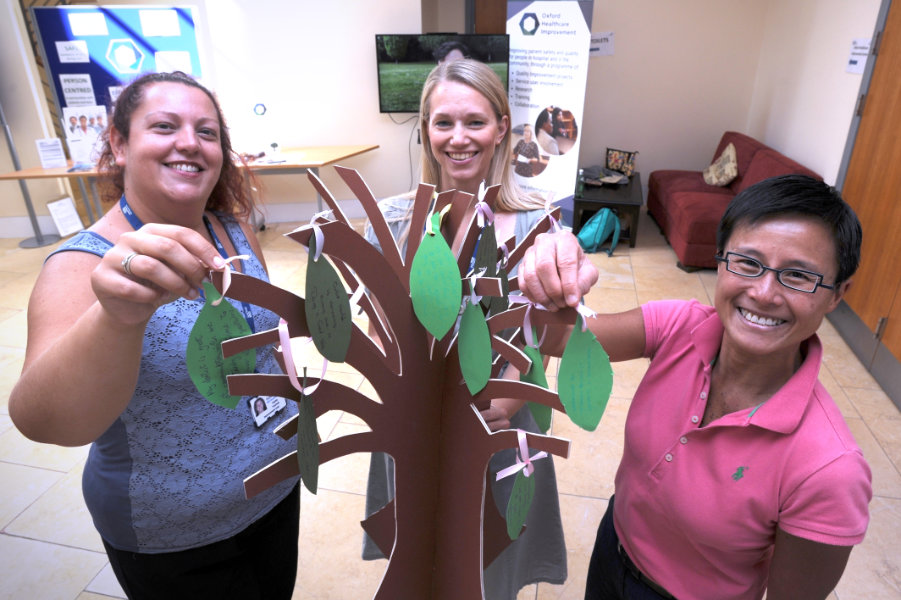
[118, 195, 257, 333]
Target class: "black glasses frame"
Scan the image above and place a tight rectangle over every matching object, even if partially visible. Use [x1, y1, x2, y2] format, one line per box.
[715, 251, 835, 293]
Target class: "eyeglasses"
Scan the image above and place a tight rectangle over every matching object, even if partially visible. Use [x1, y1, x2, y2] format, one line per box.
[715, 252, 835, 293]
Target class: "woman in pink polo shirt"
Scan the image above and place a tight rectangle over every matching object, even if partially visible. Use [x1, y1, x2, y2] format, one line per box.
[519, 174, 871, 600]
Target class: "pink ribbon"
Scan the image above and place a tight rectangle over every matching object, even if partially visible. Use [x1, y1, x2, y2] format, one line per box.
[475, 200, 495, 229]
[308, 222, 325, 262]
[575, 303, 597, 331]
[496, 429, 548, 480]
[542, 193, 563, 233]
[211, 254, 250, 306]
[278, 318, 327, 395]
[507, 296, 548, 348]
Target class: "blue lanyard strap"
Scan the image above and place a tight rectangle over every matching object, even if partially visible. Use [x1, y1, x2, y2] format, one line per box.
[118, 195, 257, 333]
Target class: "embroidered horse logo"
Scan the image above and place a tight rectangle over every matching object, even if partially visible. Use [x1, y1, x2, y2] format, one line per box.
[732, 466, 748, 481]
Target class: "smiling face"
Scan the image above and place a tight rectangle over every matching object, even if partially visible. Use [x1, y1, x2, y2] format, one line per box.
[715, 215, 849, 363]
[110, 82, 223, 223]
[426, 80, 508, 195]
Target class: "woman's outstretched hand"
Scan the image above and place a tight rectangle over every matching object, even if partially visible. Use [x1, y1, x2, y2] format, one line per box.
[90, 224, 227, 326]
[519, 231, 598, 311]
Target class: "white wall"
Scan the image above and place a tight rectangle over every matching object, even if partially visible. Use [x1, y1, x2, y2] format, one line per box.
[747, 0, 881, 183]
[0, 0, 883, 237]
[578, 0, 881, 188]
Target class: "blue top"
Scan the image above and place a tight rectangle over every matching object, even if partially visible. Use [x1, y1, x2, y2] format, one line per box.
[48, 214, 299, 553]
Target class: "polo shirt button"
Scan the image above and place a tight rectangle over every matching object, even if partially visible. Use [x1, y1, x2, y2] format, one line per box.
[665, 453, 673, 462]
[680, 436, 688, 444]
[691, 416, 699, 423]
[700, 392, 708, 399]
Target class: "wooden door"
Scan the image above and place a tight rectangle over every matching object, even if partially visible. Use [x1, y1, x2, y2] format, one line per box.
[841, 0, 901, 362]
[474, 0, 507, 34]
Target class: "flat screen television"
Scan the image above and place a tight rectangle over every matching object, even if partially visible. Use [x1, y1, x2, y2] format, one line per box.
[375, 33, 510, 114]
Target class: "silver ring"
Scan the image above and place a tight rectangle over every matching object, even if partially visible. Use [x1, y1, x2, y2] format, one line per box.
[121, 252, 140, 276]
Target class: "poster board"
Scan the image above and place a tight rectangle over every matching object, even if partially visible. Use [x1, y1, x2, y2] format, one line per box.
[31, 5, 203, 159]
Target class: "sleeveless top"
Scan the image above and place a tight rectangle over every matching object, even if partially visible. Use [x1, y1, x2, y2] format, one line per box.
[48, 214, 299, 553]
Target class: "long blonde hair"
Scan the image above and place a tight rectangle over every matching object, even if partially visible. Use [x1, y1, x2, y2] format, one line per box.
[419, 59, 545, 212]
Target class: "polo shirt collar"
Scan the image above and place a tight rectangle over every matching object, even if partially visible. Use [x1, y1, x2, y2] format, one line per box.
[690, 311, 823, 434]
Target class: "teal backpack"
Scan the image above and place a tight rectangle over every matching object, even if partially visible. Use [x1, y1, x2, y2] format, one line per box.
[576, 208, 621, 256]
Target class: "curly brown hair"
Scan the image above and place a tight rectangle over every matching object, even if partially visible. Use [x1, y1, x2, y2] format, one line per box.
[94, 71, 255, 219]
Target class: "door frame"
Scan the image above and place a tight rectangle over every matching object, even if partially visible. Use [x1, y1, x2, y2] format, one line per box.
[829, 0, 901, 409]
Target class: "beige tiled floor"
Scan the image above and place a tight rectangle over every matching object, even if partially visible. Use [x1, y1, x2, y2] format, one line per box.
[0, 209, 899, 599]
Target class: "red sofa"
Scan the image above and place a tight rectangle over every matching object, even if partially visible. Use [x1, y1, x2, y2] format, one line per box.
[647, 131, 821, 269]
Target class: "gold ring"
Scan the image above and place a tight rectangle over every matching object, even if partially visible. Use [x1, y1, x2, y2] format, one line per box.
[121, 252, 140, 276]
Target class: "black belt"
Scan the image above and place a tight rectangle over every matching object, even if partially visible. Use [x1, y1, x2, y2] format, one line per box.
[617, 541, 675, 599]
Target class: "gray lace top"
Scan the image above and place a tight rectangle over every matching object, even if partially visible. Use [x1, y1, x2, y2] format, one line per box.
[48, 214, 299, 553]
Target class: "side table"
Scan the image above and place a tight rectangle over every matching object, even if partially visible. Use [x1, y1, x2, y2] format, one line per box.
[573, 172, 643, 247]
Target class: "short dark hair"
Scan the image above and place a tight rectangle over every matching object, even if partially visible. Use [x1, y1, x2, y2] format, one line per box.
[716, 174, 862, 286]
[433, 40, 471, 62]
[95, 71, 253, 219]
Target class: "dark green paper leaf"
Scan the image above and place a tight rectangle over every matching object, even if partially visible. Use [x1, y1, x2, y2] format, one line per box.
[296, 393, 319, 494]
[474, 223, 498, 310]
[557, 316, 613, 431]
[506, 470, 536, 540]
[186, 281, 256, 408]
[305, 236, 352, 362]
[488, 266, 510, 316]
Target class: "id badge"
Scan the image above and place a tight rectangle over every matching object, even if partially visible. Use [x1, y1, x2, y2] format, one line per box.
[248, 395, 287, 428]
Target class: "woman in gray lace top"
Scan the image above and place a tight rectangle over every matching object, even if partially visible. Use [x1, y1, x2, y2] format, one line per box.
[9, 72, 299, 599]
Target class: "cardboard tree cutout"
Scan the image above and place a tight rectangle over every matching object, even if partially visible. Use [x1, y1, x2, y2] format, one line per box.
[206, 167, 613, 599]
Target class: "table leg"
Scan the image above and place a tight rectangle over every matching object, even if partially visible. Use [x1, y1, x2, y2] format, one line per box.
[76, 177, 96, 224]
[626, 206, 639, 247]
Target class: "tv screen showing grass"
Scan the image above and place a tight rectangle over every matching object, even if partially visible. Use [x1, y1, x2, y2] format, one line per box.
[376, 34, 510, 114]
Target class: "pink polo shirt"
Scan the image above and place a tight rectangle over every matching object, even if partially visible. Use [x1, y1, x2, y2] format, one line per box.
[613, 300, 871, 600]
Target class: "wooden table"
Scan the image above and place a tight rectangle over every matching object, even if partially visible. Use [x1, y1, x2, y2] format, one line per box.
[0, 162, 104, 226]
[243, 144, 379, 215]
[572, 172, 643, 247]
[0, 144, 379, 230]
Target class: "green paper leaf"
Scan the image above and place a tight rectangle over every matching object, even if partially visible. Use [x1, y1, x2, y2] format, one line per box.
[506, 470, 535, 540]
[305, 236, 353, 363]
[458, 300, 492, 395]
[409, 212, 462, 339]
[520, 344, 551, 433]
[557, 316, 613, 431]
[186, 281, 256, 408]
[296, 393, 320, 494]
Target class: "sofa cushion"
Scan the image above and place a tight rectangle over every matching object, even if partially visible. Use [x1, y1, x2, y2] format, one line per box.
[703, 142, 738, 186]
[734, 148, 822, 194]
[715, 131, 768, 192]
[667, 191, 733, 245]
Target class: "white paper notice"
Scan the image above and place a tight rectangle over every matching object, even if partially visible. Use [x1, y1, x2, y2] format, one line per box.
[35, 138, 68, 169]
[589, 32, 614, 57]
[508, 2, 591, 200]
[846, 38, 870, 74]
[47, 197, 84, 237]
[68, 12, 109, 37]
[60, 74, 96, 107]
[55, 40, 90, 63]
[140, 9, 181, 37]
